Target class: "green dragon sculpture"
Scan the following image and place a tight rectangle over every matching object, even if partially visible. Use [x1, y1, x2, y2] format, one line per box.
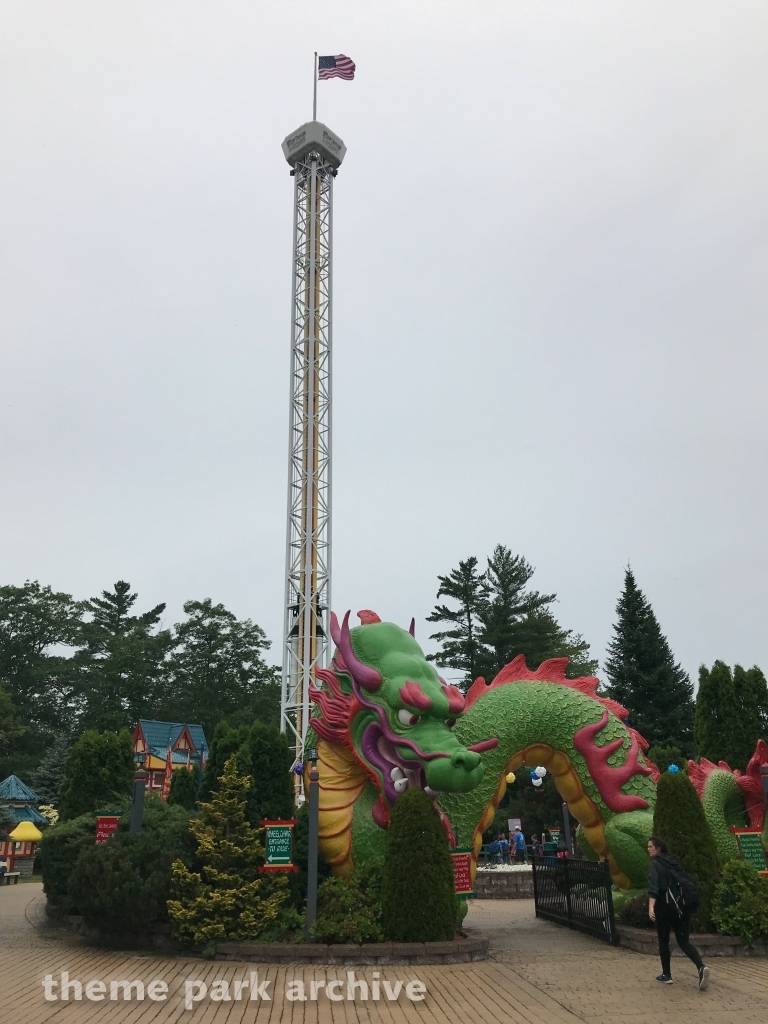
[305, 610, 767, 890]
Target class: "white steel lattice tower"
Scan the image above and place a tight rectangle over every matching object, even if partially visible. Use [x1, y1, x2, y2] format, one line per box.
[280, 122, 346, 789]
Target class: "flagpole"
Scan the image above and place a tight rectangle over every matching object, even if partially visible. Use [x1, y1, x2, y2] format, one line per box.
[313, 52, 318, 121]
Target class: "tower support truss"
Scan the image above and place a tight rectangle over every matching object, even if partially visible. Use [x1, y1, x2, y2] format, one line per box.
[279, 122, 346, 793]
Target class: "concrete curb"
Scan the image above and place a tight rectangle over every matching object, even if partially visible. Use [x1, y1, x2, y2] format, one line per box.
[216, 937, 490, 965]
[618, 925, 768, 958]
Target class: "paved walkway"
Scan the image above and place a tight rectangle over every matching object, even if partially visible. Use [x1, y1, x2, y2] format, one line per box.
[2, 882, 768, 1023]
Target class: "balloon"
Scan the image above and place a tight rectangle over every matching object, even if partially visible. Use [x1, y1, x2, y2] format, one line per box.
[534, 766, 547, 778]
[529, 770, 538, 779]
[532, 777, 543, 787]
[667, 764, 681, 774]
[505, 772, 516, 784]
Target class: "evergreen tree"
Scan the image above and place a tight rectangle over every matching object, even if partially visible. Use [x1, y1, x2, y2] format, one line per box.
[381, 788, 457, 942]
[428, 545, 596, 687]
[163, 599, 278, 738]
[695, 661, 768, 769]
[168, 755, 291, 949]
[604, 567, 694, 751]
[167, 767, 199, 811]
[58, 729, 135, 820]
[31, 732, 72, 806]
[653, 770, 720, 930]
[200, 720, 293, 826]
[426, 557, 487, 687]
[74, 582, 172, 733]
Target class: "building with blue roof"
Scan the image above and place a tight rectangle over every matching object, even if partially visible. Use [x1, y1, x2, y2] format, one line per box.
[1, 775, 47, 876]
[132, 720, 209, 798]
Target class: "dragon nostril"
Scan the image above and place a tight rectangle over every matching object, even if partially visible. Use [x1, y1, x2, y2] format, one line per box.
[451, 749, 481, 772]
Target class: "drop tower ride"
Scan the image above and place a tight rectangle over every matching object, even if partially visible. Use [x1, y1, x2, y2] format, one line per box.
[279, 121, 346, 791]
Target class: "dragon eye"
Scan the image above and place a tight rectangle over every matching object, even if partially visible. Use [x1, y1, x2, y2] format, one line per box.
[397, 709, 421, 727]
[446, 719, 456, 728]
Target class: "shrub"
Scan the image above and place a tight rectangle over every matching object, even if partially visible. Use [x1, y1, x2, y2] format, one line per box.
[653, 770, 720, 930]
[619, 893, 653, 929]
[646, 744, 686, 774]
[168, 768, 198, 811]
[40, 813, 99, 913]
[59, 729, 135, 821]
[381, 788, 457, 942]
[168, 755, 294, 951]
[312, 865, 383, 944]
[711, 859, 768, 947]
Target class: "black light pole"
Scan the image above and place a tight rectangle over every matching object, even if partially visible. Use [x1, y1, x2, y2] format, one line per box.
[561, 801, 573, 855]
[129, 753, 147, 834]
[304, 747, 320, 942]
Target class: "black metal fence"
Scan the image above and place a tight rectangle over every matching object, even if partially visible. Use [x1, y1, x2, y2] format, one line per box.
[532, 857, 618, 945]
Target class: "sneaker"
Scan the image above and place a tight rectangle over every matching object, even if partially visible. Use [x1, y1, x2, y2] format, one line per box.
[698, 966, 710, 991]
[656, 974, 673, 984]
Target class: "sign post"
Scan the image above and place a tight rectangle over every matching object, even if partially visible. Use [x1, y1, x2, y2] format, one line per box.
[260, 820, 298, 873]
[731, 827, 768, 876]
[451, 848, 476, 898]
[95, 816, 120, 844]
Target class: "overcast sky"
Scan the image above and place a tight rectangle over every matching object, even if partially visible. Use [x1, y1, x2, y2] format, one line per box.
[1, 2, 766, 684]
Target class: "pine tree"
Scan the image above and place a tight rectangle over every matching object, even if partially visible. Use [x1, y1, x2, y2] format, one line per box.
[75, 582, 172, 733]
[653, 770, 720, 929]
[604, 567, 694, 751]
[168, 755, 290, 949]
[381, 788, 457, 942]
[428, 545, 596, 686]
[695, 662, 768, 769]
[31, 732, 72, 806]
[426, 556, 487, 687]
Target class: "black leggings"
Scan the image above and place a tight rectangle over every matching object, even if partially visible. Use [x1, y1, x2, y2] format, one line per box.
[656, 908, 704, 975]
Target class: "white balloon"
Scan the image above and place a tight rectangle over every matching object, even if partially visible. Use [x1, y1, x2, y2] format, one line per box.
[534, 766, 547, 778]
[532, 777, 543, 787]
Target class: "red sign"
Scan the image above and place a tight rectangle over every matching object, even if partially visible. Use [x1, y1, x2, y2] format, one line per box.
[451, 849, 475, 897]
[95, 816, 120, 844]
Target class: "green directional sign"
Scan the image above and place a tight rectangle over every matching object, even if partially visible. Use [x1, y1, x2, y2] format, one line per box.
[260, 819, 298, 873]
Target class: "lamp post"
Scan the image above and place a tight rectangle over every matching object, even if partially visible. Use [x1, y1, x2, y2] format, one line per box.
[304, 747, 320, 941]
[130, 752, 147, 834]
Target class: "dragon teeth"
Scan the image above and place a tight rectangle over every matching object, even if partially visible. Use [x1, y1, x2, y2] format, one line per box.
[390, 766, 405, 781]
[393, 777, 408, 794]
[424, 786, 436, 799]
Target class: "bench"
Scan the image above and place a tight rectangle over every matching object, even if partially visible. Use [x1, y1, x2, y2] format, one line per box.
[1, 872, 20, 885]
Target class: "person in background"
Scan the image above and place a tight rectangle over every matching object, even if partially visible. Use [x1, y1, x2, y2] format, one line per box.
[489, 836, 501, 867]
[531, 834, 543, 858]
[647, 835, 709, 990]
[513, 826, 527, 863]
[500, 833, 510, 865]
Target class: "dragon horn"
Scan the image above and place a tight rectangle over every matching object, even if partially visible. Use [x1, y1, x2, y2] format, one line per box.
[336, 610, 382, 691]
[409, 618, 416, 637]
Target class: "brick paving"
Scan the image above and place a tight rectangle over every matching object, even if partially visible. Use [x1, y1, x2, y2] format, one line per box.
[2, 882, 768, 1023]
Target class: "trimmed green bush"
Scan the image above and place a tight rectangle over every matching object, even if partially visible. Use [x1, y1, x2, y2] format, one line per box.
[712, 859, 768, 947]
[40, 813, 99, 913]
[312, 865, 383, 944]
[168, 768, 199, 811]
[381, 788, 457, 942]
[653, 770, 720, 930]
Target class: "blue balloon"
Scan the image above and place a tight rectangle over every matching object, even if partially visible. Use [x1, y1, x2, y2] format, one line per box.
[667, 764, 680, 774]
[294, 762, 305, 776]
[529, 770, 538, 779]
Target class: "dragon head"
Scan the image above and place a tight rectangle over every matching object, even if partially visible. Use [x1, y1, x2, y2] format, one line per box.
[310, 610, 495, 829]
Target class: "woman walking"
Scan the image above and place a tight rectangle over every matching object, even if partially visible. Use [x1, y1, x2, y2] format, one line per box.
[646, 836, 709, 990]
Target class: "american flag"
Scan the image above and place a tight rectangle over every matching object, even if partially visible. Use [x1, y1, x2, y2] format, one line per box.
[318, 54, 356, 81]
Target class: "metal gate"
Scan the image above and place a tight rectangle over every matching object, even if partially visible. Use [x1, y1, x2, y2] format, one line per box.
[532, 857, 619, 945]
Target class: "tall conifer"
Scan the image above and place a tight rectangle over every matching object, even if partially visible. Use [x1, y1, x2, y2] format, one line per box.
[695, 661, 768, 769]
[604, 568, 694, 751]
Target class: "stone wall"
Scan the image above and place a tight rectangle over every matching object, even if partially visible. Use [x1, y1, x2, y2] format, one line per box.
[473, 869, 534, 899]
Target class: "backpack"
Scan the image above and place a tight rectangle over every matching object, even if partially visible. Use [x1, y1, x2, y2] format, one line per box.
[659, 854, 700, 917]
